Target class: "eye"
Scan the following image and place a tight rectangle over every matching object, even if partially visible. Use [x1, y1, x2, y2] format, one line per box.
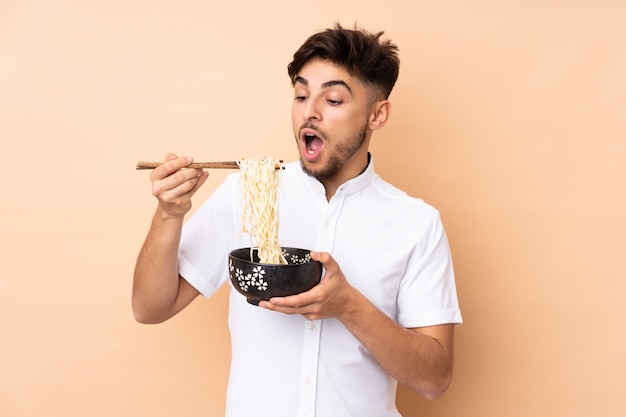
[327, 99, 343, 106]
[294, 95, 307, 102]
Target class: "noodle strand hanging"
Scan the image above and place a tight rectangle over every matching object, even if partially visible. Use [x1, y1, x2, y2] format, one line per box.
[238, 156, 287, 264]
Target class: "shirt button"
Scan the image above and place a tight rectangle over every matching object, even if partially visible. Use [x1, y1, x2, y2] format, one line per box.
[308, 324, 316, 331]
[305, 377, 311, 385]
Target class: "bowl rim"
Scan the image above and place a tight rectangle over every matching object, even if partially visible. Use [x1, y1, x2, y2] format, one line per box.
[228, 246, 317, 267]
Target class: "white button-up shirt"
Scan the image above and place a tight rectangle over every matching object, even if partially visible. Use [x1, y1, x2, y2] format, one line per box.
[178, 156, 462, 417]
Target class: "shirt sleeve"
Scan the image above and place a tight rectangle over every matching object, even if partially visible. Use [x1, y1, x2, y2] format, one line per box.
[396, 211, 463, 328]
[178, 173, 243, 298]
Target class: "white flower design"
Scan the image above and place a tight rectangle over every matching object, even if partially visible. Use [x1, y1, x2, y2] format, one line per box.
[252, 266, 265, 278]
[233, 264, 270, 292]
[256, 279, 268, 291]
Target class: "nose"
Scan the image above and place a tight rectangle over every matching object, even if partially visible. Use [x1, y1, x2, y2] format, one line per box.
[302, 98, 321, 121]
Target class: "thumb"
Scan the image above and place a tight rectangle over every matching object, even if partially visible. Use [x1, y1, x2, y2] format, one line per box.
[310, 251, 335, 267]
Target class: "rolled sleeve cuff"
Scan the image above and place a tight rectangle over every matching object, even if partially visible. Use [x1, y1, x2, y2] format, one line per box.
[399, 308, 463, 328]
[178, 254, 220, 299]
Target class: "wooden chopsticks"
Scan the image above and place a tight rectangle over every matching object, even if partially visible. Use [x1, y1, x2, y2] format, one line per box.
[136, 160, 284, 170]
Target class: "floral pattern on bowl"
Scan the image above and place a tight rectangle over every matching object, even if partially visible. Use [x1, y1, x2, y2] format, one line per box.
[228, 247, 322, 305]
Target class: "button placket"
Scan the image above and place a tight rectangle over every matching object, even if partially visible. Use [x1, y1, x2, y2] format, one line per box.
[298, 194, 343, 416]
[316, 196, 344, 253]
[298, 318, 321, 417]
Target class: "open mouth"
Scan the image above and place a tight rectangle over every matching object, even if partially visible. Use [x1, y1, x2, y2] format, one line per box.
[301, 129, 324, 158]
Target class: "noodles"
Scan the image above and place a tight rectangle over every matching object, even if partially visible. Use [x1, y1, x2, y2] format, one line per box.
[238, 156, 287, 265]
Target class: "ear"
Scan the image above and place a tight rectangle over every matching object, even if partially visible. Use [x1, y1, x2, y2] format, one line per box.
[368, 100, 391, 131]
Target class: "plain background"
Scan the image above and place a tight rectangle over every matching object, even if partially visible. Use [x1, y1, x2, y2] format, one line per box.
[1, 1, 625, 416]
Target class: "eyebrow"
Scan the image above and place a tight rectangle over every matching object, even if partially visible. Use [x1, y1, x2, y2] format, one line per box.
[294, 76, 353, 94]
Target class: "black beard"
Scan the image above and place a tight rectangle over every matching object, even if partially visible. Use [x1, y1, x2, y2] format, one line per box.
[300, 122, 368, 182]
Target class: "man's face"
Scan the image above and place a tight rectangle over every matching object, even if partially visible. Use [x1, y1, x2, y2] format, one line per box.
[291, 57, 373, 184]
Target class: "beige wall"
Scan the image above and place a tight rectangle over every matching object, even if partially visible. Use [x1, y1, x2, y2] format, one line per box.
[1, 1, 625, 416]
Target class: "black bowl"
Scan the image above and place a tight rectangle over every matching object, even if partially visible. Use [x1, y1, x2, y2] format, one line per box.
[228, 247, 323, 305]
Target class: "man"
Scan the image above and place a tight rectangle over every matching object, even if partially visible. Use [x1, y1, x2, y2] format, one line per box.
[133, 24, 462, 417]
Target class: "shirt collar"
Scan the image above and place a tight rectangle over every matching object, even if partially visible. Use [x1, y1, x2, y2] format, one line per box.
[298, 153, 376, 199]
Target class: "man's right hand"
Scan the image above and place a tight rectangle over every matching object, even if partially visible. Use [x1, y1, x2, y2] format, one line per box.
[151, 153, 209, 218]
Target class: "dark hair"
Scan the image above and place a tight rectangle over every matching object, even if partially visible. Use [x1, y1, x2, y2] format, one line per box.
[287, 23, 400, 99]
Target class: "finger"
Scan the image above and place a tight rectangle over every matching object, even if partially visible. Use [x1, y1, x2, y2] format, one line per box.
[267, 287, 318, 308]
[151, 156, 197, 191]
[260, 300, 313, 317]
[151, 176, 198, 208]
[188, 170, 210, 194]
[158, 169, 206, 201]
[259, 300, 299, 314]
[153, 156, 194, 178]
[311, 251, 337, 271]
[266, 295, 302, 308]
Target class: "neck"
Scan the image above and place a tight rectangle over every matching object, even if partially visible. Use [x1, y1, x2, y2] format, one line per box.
[322, 152, 370, 201]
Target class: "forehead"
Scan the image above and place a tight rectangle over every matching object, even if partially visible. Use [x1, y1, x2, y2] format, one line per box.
[294, 57, 360, 90]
